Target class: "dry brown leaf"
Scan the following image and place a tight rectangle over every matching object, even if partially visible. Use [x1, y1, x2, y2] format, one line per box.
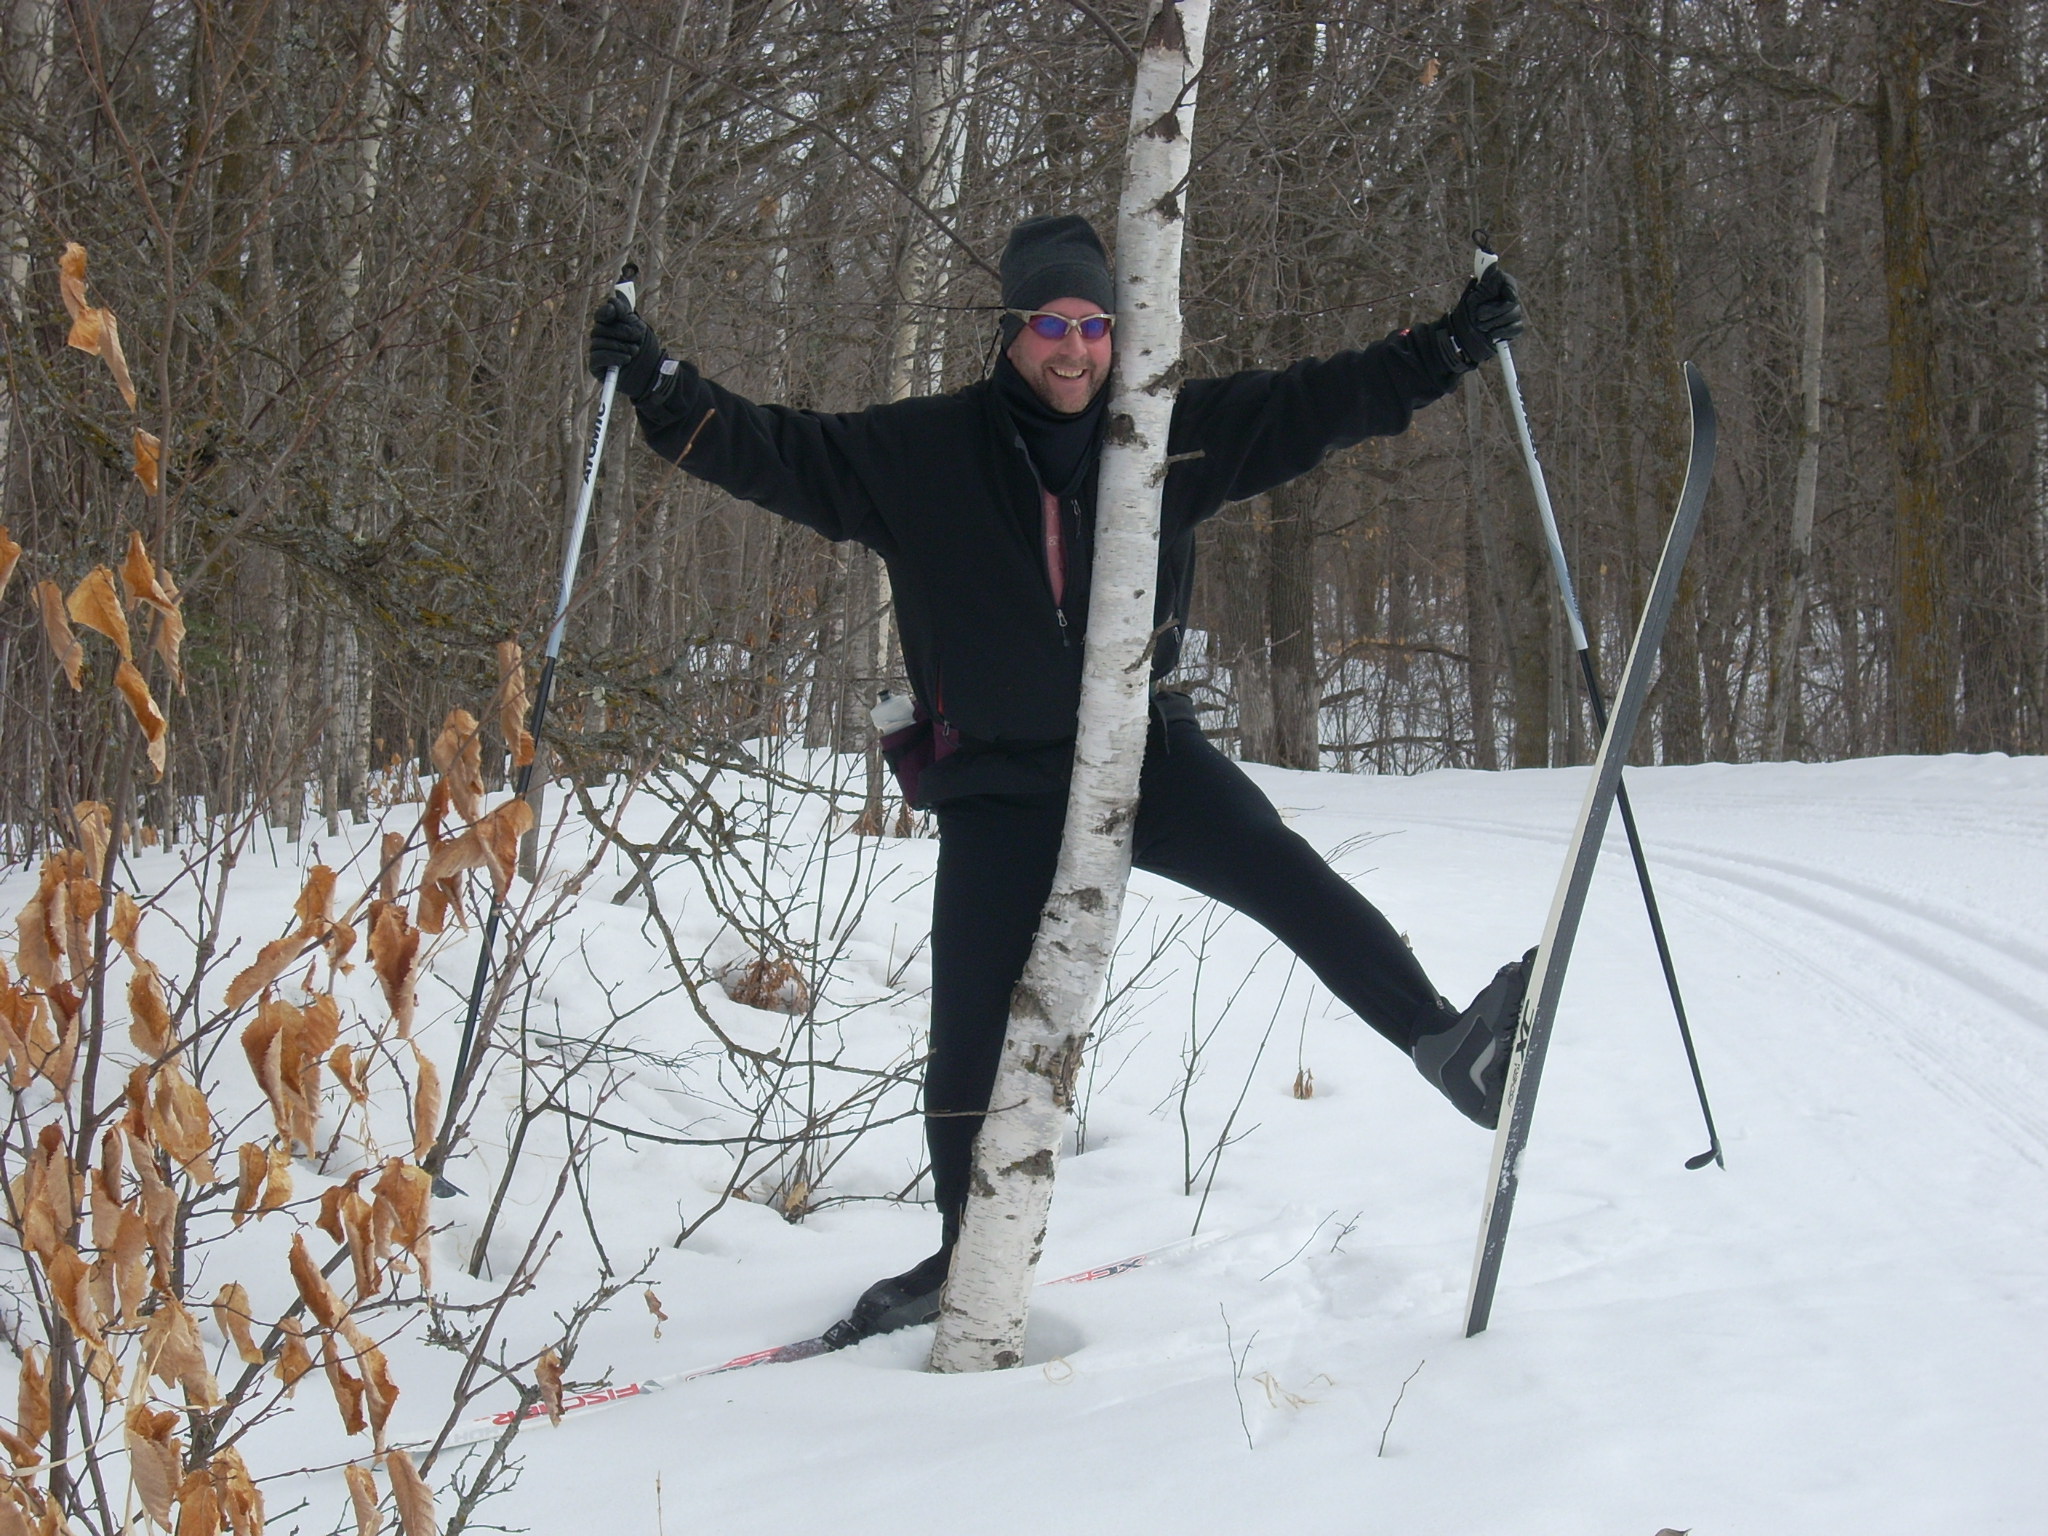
[343, 1464, 379, 1536]
[119, 532, 185, 685]
[534, 1348, 564, 1426]
[149, 1062, 217, 1182]
[359, 1341, 399, 1449]
[173, 1467, 220, 1536]
[132, 428, 161, 494]
[120, 531, 164, 606]
[16, 1122, 76, 1264]
[212, 1283, 264, 1366]
[129, 961, 174, 1058]
[644, 1288, 668, 1336]
[97, 311, 137, 410]
[370, 1160, 432, 1286]
[325, 917, 357, 972]
[57, 243, 88, 321]
[0, 527, 21, 604]
[475, 799, 535, 903]
[232, 1143, 265, 1227]
[142, 1296, 219, 1406]
[212, 1447, 263, 1536]
[288, 1233, 345, 1331]
[110, 887, 141, 954]
[338, 1188, 379, 1300]
[239, 999, 289, 1139]
[378, 831, 405, 905]
[66, 566, 131, 661]
[383, 1448, 438, 1536]
[331, 1044, 366, 1105]
[320, 1331, 367, 1437]
[58, 243, 108, 358]
[110, 1209, 149, 1326]
[274, 1317, 314, 1392]
[223, 931, 306, 1013]
[262, 1138, 294, 1213]
[409, 1044, 441, 1166]
[429, 710, 485, 822]
[35, 581, 82, 690]
[43, 1245, 100, 1344]
[59, 874, 100, 986]
[12, 1346, 49, 1465]
[114, 659, 168, 780]
[368, 902, 420, 1036]
[124, 1402, 180, 1530]
[72, 803, 112, 881]
[0, 1496, 31, 1536]
[295, 866, 337, 930]
[494, 641, 535, 766]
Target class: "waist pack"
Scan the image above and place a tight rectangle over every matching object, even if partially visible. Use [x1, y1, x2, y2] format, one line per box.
[872, 691, 959, 807]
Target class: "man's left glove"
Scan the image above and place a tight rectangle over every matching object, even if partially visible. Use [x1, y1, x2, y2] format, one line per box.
[588, 293, 666, 401]
[1437, 265, 1525, 373]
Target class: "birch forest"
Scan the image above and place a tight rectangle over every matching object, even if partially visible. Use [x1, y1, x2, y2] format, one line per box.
[3, 0, 2044, 853]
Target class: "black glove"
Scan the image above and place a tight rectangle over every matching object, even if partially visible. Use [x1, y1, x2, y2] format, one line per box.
[588, 292, 665, 400]
[1444, 264, 1525, 369]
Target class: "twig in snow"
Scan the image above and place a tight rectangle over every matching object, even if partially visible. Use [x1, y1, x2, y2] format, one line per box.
[1220, 1305, 1258, 1451]
[1259, 1211, 1337, 1282]
[1378, 1359, 1426, 1457]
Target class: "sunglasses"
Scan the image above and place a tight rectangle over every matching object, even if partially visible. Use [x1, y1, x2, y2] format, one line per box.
[1008, 309, 1115, 342]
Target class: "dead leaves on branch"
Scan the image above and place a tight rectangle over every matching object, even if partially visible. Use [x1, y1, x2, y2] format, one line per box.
[59, 243, 137, 410]
[22, 534, 185, 776]
[59, 242, 158, 494]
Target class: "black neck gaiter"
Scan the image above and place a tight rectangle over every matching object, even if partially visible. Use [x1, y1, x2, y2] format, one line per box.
[993, 352, 1107, 497]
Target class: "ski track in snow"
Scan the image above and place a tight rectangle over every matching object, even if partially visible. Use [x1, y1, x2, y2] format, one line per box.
[1381, 792, 2048, 1177]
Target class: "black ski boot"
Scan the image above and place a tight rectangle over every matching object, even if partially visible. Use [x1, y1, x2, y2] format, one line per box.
[840, 1246, 952, 1343]
[1411, 948, 1537, 1129]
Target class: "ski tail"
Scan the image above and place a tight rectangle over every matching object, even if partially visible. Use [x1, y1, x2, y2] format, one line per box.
[1464, 362, 1718, 1338]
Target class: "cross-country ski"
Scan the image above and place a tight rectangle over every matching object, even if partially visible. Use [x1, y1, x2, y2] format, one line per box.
[1464, 361, 1719, 1337]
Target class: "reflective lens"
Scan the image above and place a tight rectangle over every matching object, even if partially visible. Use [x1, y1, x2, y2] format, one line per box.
[1016, 310, 1114, 342]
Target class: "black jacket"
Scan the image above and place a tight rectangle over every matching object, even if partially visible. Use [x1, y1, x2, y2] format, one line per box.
[631, 326, 1459, 770]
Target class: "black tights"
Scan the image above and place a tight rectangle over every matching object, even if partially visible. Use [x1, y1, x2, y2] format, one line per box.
[924, 711, 1446, 1223]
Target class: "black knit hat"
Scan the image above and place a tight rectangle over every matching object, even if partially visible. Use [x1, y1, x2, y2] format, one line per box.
[999, 216, 1114, 337]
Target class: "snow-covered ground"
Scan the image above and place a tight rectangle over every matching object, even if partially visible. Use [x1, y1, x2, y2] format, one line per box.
[11, 752, 2047, 1534]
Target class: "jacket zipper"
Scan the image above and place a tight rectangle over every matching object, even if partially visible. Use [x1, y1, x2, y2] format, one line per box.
[1041, 486, 1069, 642]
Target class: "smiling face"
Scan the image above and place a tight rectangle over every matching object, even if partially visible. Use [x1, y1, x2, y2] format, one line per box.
[1005, 296, 1115, 415]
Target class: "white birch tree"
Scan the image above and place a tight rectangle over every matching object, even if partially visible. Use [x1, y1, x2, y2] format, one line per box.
[929, 0, 1212, 1375]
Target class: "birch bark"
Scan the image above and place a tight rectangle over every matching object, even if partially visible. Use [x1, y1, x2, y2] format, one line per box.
[1767, 111, 1838, 760]
[928, 0, 1211, 1375]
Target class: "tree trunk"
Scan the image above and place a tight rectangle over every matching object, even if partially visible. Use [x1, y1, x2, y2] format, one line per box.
[1767, 111, 1838, 760]
[930, 0, 1211, 1375]
[1874, 0, 1953, 754]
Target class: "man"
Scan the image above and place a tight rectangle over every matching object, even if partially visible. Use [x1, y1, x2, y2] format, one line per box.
[590, 215, 1532, 1339]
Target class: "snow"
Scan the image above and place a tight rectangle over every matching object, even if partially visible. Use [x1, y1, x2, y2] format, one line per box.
[10, 751, 2048, 1534]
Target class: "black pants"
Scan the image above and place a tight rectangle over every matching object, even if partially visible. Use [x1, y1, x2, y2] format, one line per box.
[924, 709, 1445, 1223]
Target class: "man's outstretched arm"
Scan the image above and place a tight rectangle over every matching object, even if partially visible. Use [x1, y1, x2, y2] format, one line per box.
[589, 294, 884, 546]
[1169, 265, 1527, 509]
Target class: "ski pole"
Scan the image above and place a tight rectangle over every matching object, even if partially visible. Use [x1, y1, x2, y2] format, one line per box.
[426, 262, 640, 1194]
[1471, 234, 1724, 1171]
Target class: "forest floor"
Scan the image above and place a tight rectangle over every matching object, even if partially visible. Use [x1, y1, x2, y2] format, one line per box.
[11, 751, 2045, 1535]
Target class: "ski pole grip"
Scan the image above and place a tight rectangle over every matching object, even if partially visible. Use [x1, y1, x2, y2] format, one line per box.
[1471, 230, 1498, 282]
[615, 261, 640, 314]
